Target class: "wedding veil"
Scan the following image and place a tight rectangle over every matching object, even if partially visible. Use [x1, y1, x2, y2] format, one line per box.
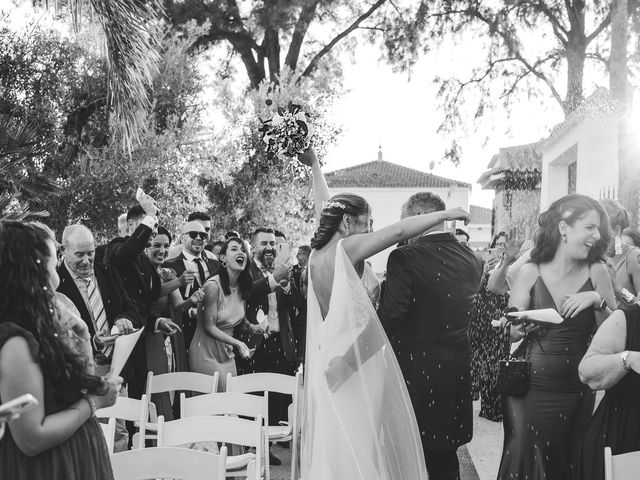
[300, 240, 428, 479]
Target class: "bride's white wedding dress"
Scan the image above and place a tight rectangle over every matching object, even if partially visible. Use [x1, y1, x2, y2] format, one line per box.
[300, 240, 428, 479]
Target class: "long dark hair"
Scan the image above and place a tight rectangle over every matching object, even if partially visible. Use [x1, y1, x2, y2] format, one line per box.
[601, 199, 630, 232]
[310, 193, 370, 250]
[530, 194, 610, 264]
[0, 220, 107, 406]
[218, 238, 253, 300]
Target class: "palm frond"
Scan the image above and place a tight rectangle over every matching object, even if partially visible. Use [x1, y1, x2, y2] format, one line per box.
[89, 0, 163, 153]
[0, 191, 50, 221]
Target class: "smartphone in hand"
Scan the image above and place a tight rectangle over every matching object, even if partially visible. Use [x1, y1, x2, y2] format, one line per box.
[275, 242, 292, 267]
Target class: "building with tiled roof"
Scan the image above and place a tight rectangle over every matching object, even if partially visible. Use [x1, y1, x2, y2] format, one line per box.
[326, 160, 471, 189]
[479, 142, 543, 242]
[326, 148, 482, 271]
[540, 88, 639, 222]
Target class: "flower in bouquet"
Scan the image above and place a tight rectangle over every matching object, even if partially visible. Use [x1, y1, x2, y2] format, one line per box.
[260, 101, 314, 168]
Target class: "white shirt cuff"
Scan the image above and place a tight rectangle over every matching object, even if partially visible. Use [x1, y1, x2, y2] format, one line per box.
[141, 216, 157, 229]
[268, 274, 278, 291]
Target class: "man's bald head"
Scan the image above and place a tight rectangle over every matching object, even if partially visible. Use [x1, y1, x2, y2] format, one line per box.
[61, 224, 95, 278]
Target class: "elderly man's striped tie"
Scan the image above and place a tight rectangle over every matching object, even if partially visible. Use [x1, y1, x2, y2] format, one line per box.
[86, 278, 112, 357]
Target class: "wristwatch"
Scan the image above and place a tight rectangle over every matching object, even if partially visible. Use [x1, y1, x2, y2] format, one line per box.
[621, 350, 632, 370]
[593, 298, 607, 312]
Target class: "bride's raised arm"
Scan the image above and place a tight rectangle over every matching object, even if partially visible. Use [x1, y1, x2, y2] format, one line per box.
[299, 147, 331, 223]
[342, 208, 470, 266]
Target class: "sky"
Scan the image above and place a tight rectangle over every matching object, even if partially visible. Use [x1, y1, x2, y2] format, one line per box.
[322, 38, 566, 209]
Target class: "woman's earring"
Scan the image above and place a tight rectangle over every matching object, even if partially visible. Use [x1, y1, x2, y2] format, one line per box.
[561, 233, 568, 243]
[221, 260, 228, 268]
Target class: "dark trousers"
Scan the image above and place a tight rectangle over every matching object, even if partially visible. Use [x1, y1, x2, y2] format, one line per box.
[424, 449, 460, 480]
[251, 332, 295, 424]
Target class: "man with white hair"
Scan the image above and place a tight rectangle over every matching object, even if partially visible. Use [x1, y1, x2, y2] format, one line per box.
[56, 223, 141, 452]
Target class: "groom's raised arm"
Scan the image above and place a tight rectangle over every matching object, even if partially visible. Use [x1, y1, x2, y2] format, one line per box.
[378, 248, 413, 337]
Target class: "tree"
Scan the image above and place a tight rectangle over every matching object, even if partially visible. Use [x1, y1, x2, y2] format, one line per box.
[386, 0, 639, 146]
[163, 0, 394, 88]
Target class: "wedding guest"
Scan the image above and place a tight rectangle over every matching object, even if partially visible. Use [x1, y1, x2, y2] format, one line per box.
[0, 220, 121, 479]
[576, 307, 640, 480]
[497, 194, 615, 480]
[167, 212, 217, 261]
[378, 192, 484, 480]
[205, 240, 225, 259]
[225, 230, 241, 240]
[469, 234, 521, 423]
[57, 224, 141, 451]
[189, 238, 258, 391]
[146, 226, 199, 419]
[291, 245, 310, 364]
[235, 227, 301, 466]
[104, 195, 179, 400]
[163, 221, 219, 356]
[601, 199, 640, 308]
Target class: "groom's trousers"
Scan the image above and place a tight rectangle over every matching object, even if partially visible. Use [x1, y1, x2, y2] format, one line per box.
[424, 449, 460, 480]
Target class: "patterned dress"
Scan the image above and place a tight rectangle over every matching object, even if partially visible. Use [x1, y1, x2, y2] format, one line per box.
[469, 272, 509, 421]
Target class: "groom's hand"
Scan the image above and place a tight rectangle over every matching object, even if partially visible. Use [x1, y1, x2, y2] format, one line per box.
[324, 356, 354, 393]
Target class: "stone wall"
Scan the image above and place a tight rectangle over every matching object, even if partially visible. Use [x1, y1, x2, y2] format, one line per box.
[493, 189, 541, 243]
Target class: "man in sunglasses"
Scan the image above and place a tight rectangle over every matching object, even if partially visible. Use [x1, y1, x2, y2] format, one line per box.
[163, 221, 220, 353]
[167, 211, 219, 261]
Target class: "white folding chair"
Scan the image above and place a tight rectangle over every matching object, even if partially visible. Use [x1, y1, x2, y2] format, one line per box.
[605, 446, 640, 480]
[157, 415, 263, 480]
[96, 394, 150, 449]
[110, 445, 227, 480]
[99, 417, 116, 454]
[226, 371, 303, 480]
[146, 371, 218, 419]
[181, 391, 271, 478]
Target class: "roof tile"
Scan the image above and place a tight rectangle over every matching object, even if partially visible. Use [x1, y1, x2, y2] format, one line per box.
[326, 160, 471, 189]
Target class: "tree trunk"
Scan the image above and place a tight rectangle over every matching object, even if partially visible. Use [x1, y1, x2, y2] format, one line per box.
[610, 0, 629, 104]
[564, 35, 587, 114]
[263, 28, 280, 82]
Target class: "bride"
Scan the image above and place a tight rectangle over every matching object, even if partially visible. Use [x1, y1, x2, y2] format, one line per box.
[299, 148, 469, 479]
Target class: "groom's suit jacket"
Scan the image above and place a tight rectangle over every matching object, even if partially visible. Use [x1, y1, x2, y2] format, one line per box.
[378, 232, 483, 451]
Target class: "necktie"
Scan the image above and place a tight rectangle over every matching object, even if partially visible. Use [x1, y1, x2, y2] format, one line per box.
[193, 257, 206, 287]
[86, 278, 112, 357]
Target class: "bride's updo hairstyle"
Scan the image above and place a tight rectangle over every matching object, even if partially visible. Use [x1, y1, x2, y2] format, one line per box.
[531, 194, 610, 264]
[310, 193, 369, 250]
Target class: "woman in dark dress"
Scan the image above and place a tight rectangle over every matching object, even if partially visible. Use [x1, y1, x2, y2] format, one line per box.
[577, 307, 640, 480]
[497, 194, 615, 480]
[469, 232, 509, 421]
[0, 220, 121, 480]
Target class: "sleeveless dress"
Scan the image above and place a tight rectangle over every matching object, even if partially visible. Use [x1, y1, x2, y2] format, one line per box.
[497, 267, 597, 480]
[610, 243, 640, 307]
[188, 276, 245, 391]
[301, 240, 428, 480]
[576, 308, 640, 480]
[469, 272, 509, 421]
[0, 323, 114, 480]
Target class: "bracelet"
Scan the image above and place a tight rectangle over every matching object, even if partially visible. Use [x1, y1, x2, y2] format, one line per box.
[84, 395, 97, 416]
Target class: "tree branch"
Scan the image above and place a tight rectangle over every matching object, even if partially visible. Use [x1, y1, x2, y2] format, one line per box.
[301, 0, 388, 78]
[284, 0, 320, 70]
[471, 8, 564, 109]
[586, 8, 612, 43]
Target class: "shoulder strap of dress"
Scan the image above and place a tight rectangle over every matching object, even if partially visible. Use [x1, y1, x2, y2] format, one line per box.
[588, 262, 592, 280]
[536, 263, 541, 277]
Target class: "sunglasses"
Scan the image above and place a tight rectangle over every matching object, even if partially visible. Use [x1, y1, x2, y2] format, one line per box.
[187, 232, 208, 240]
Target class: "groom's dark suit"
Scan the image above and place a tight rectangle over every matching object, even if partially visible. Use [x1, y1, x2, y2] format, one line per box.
[378, 232, 483, 479]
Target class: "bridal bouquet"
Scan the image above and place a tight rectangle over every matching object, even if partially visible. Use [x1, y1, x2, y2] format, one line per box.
[259, 100, 314, 161]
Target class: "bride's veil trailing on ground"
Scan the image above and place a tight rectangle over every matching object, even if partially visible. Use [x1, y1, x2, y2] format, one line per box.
[300, 240, 428, 479]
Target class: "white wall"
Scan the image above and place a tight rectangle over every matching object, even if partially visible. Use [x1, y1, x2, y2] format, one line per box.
[327, 186, 470, 273]
[468, 223, 492, 249]
[541, 118, 619, 210]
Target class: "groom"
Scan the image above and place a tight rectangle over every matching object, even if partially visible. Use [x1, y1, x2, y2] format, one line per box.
[378, 192, 483, 480]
